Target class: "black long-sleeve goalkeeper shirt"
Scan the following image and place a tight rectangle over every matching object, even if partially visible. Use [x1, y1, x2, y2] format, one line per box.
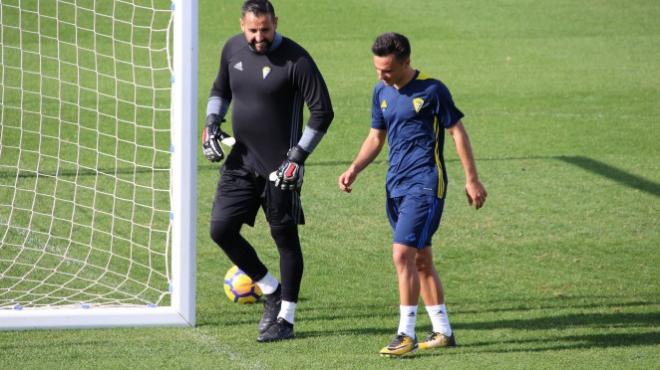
[209, 34, 334, 177]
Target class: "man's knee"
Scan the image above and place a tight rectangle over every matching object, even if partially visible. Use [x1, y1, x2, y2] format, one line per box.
[415, 247, 436, 274]
[269, 224, 300, 250]
[392, 243, 417, 269]
[210, 219, 241, 248]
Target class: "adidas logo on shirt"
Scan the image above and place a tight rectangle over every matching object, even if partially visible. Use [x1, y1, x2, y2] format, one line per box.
[234, 62, 243, 71]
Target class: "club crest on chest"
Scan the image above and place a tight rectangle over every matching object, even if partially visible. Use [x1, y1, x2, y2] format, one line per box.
[413, 97, 424, 113]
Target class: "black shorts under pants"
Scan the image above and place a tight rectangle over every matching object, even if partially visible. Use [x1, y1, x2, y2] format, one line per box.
[211, 165, 304, 227]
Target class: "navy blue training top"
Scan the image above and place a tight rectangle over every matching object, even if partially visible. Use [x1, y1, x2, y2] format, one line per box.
[371, 71, 463, 199]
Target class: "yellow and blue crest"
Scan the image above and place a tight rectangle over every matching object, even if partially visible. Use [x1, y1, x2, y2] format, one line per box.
[412, 97, 424, 113]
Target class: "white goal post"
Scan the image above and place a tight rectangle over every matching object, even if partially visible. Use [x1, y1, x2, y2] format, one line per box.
[0, 0, 197, 329]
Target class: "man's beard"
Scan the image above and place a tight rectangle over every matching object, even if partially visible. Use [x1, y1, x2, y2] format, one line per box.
[251, 39, 272, 54]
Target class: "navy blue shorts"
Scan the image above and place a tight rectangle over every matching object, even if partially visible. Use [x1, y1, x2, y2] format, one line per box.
[386, 194, 444, 248]
[211, 165, 304, 227]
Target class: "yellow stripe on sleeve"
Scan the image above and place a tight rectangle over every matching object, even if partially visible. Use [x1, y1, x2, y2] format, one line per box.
[433, 116, 445, 198]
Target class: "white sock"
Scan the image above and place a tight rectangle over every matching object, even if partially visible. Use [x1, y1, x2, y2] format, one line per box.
[397, 305, 418, 338]
[278, 300, 297, 324]
[255, 273, 279, 295]
[425, 304, 452, 336]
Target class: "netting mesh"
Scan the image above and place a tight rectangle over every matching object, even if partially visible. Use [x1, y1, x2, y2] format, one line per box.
[0, 0, 173, 309]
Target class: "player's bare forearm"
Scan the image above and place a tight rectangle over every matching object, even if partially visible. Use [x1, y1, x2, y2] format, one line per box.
[449, 122, 479, 182]
[338, 128, 386, 193]
[448, 121, 487, 209]
[350, 129, 386, 174]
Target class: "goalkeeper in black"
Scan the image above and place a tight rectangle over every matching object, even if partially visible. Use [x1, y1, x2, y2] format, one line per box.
[202, 0, 333, 342]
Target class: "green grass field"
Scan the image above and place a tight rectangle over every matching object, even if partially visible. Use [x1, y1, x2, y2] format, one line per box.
[1, 0, 659, 368]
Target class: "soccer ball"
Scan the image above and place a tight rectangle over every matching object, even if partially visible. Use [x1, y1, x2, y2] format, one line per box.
[224, 265, 262, 304]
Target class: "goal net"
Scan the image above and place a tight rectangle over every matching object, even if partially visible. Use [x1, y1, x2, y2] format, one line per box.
[0, 0, 196, 329]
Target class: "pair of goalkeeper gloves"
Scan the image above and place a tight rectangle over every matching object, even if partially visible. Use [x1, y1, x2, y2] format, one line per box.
[202, 114, 308, 191]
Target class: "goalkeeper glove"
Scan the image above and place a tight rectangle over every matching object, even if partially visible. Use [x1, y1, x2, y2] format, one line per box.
[202, 114, 235, 162]
[271, 145, 309, 191]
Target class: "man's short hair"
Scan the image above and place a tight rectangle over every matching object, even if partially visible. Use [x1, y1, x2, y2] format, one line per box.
[241, 0, 276, 19]
[371, 32, 411, 61]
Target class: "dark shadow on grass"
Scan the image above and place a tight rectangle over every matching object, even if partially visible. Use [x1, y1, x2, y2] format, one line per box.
[296, 155, 554, 168]
[453, 312, 659, 331]
[197, 295, 660, 355]
[5, 154, 657, 203]
[197, 297, 311, 327]
[429, 331, 660, 355]
[452, 296, 659, 315]
[198, 159, 393, 172]
[304, 154, 660, 199]
[0, 166, 168, 179]
[292, 297, 660, 353]
[294, 312, 660, 353]
[466, 331, 660, 350]
[558, 155, 660, 197]
[303, 155, 660, 200]
[299, 297, 658, 320]
[416, 331, 660, 357]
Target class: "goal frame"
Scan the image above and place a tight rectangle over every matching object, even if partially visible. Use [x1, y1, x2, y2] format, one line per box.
[0, 0, 197, 330]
